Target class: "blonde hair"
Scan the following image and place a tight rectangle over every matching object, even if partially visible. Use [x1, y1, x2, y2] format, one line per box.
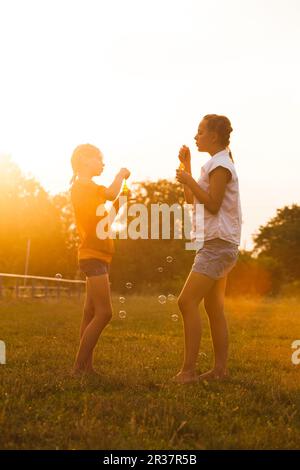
[203, 114, 234, 162]
[69, 144, 103, 185]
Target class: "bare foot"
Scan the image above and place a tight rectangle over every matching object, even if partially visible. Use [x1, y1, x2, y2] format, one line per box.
[198, 369, 228, 382]
[70, 365, 101, 377]
[171, 370, 199, 384]
[85, 368, 101, 377]
[69, 368, 86, 377]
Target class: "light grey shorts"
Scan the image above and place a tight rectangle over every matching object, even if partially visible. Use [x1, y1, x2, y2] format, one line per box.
[191, 238, 239, 280]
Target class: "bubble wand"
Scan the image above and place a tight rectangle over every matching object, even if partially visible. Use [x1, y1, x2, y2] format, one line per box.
[122, 178, 129, 194]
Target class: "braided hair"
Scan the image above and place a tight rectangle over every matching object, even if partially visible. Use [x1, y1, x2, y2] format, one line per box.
[203, 114, 234, 162]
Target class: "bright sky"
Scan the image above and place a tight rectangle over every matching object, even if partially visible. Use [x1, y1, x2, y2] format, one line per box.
[1, 0, 299, 249]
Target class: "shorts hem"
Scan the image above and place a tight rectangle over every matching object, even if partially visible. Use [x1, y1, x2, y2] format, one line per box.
[79, 258, 110, 278]
[191, 267, 221, 280]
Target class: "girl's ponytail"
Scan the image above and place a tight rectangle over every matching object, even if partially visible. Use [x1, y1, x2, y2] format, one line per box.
[227, 146, 234, 163]
[69, 172, 77, 186]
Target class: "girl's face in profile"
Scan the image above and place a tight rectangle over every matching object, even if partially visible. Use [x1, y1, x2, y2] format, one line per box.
[87, 152, 104, 176]
[194, 120, 217, 152]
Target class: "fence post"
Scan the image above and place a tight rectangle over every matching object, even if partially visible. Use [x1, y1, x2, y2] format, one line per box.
[45, 281, 48, 299]
[0, 276, 2, 299]
[31, 279, 34, 299]
[56, 281, 61, 299]
[15, 278, 19, 299]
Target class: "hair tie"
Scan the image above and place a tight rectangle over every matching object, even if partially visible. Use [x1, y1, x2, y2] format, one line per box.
[226, 146, 234, 163]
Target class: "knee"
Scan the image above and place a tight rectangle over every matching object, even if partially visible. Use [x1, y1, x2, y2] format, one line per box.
[177, 295, 185, 312]
[102, 309, 113, 325]
[204, 298, 224, 318]
[94, 307, 113, 325]
[105, 309, 113, 324]
[177, 296, 196, 314]
[83, 305, 94, 321]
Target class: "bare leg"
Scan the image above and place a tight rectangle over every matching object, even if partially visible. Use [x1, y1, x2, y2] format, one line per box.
[199, 275, 229, 381]
[174, 271, 215, 384]
[79, 279, 95, 372]
[72, 274, 112, 374]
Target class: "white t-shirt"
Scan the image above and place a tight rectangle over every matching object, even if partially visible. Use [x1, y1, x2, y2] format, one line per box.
[192, 149, 242, 246]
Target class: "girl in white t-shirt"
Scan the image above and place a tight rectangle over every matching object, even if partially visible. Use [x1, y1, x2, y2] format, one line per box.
[174, 114, 242, 384]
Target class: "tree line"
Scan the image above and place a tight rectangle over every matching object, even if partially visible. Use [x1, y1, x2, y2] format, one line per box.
[0, 155, 299, 296]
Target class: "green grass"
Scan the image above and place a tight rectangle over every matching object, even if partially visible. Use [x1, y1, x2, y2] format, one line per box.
[0, 294, 300, 450]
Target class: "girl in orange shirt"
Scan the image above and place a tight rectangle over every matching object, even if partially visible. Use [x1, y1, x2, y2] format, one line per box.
[70, 144, 130, 376]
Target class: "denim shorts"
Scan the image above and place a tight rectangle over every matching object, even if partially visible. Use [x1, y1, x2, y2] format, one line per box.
[79, 258, 110, 278]
[191, 238, 239, 280]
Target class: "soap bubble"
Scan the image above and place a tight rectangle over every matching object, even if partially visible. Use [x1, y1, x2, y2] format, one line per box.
[158, 295, 167, 304]
[166, 256, 173, 263]
[125, 282, 133, 289]
[171, 314, 179, 322]
[119, 310, 127, 319]
[167, 294, 176, 302]
[157, 267, 163, 273]
[55, 273, 62, 279]
[119, 296, 125, 303]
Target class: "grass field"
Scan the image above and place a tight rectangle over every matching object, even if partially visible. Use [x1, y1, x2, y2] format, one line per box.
[0, 294, 300, 450]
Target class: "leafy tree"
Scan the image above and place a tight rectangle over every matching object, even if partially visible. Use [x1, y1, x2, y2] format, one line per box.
[253, 204, 300, 281]
[109, 179, 194, 293]
[0, 155, 68, 276]
[1, 155, 293, 296]
[226, 251, 282, 296]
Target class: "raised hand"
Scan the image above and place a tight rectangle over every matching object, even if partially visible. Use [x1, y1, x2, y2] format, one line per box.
[118, 168, 131, 180]
[176, 168, 193, 185]
[178, 145, 191, 167]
